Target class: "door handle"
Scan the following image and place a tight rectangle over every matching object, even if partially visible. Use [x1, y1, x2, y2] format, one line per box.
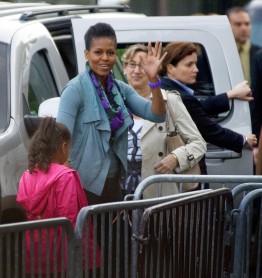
[205, 149, 242, 159]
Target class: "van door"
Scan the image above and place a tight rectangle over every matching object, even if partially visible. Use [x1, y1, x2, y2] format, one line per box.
[71, 16, 253, 189]
[0, 21, 69, 223]
[16, 22, 69, 147]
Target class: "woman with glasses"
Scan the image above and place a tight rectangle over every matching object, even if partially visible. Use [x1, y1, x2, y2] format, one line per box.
[121, 44, 206, 198]
[56, 23, 167, 205]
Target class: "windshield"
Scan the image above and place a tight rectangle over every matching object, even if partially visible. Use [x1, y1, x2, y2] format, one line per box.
[0, 43, 8, 132]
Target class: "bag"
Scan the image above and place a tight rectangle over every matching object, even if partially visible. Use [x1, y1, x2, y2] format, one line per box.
[166, 92, 201, 191]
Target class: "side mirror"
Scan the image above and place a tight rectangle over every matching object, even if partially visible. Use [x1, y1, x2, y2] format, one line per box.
[24, 97, 60, 138]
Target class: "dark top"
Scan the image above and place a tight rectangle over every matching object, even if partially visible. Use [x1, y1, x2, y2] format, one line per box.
[161, 77, 244, 153]
[251, 46, 262, 141]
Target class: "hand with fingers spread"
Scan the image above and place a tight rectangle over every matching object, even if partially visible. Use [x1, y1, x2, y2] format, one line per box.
[138, 41, 168, 116]
[139, 41, 167, 83]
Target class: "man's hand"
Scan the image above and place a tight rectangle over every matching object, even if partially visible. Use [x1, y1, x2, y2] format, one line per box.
[244, 134, 257, 149]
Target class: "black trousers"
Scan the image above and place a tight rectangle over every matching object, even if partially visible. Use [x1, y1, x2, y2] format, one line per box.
[84, 176, 124, 206]
[84, 176, 126, 277]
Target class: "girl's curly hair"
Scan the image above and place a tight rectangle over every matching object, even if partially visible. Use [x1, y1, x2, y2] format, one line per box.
[28, 117, 71, 173]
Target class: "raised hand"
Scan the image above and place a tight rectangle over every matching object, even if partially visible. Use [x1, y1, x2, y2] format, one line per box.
[139, 41, 167, 82]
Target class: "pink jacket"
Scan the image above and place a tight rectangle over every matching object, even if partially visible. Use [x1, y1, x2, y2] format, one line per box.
[16, 163, 100, 273]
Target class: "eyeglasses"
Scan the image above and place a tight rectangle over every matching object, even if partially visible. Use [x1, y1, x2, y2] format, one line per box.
[126, 62, 143, 70]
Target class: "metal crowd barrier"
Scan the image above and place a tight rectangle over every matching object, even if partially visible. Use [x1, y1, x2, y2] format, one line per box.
[231, 182, 262, 200]
[231, 186, 262, 278]
[132, 174, 262, 201]
[136, 188, 233, 278]
[129, 174, 262, 277]
[74, 190, 210, 278]
[0, 190, 209, 278]
[1, 175, 262, 278]
[0, 217, 76, 278]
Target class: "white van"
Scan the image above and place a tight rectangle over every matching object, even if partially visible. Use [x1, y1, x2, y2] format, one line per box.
[0, 8, 254, 222]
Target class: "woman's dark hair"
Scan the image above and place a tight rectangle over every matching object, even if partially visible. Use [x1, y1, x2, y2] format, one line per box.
[159, 42, 200, 76]
[28, 117, 71, 173]
[84, 22, 117, 50]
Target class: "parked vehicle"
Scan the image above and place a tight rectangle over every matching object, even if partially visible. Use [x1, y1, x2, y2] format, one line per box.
[0, 4, 253, 223]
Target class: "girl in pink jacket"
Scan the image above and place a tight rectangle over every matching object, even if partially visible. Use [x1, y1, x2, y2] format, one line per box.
[16, 117, 100, 275]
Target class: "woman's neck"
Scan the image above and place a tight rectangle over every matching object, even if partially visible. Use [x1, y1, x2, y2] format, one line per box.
[132, 84, 151, 120]
[134, 84, 152, 100]
[99, 79, 107, 90]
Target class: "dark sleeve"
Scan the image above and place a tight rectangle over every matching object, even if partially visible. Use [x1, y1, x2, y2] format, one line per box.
[251, 50, 262, 140]
[199, 93, 230, 115]
[182, 94, 243, 153]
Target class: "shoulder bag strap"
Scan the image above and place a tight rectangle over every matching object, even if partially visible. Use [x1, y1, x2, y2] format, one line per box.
[166, 91, 179, 136]
[166, 91, 197, 166]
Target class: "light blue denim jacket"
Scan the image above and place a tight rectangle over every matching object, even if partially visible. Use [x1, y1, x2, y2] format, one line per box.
[57, 70, 165, 195]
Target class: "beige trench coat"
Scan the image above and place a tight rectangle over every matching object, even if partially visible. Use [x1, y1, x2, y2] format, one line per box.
[141, 90, 207, 199]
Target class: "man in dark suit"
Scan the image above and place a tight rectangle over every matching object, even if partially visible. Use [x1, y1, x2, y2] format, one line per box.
[226, 6, 262, 138]
[159, 42, 257, 177]
[252, 49, 262, 168]
[252, 49, 262, 138]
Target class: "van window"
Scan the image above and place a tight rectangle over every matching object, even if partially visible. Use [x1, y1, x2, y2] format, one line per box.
[25, 50, 59, 116]
[0, 43, 8, 132]
[55, 36, 77, 79]
[116, 42, 214, 93]
[117, 43, 215, 96]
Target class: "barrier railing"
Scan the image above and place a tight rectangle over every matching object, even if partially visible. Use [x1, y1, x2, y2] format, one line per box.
[74, 190, 209, 278]
[136, 188, 233, 278]
[1, 175, 262, 277]
[0, 190, 209, 278]
[132, 174, 262, 200]
[0, 217, 76, 278]
[232, 188, 262, 278]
